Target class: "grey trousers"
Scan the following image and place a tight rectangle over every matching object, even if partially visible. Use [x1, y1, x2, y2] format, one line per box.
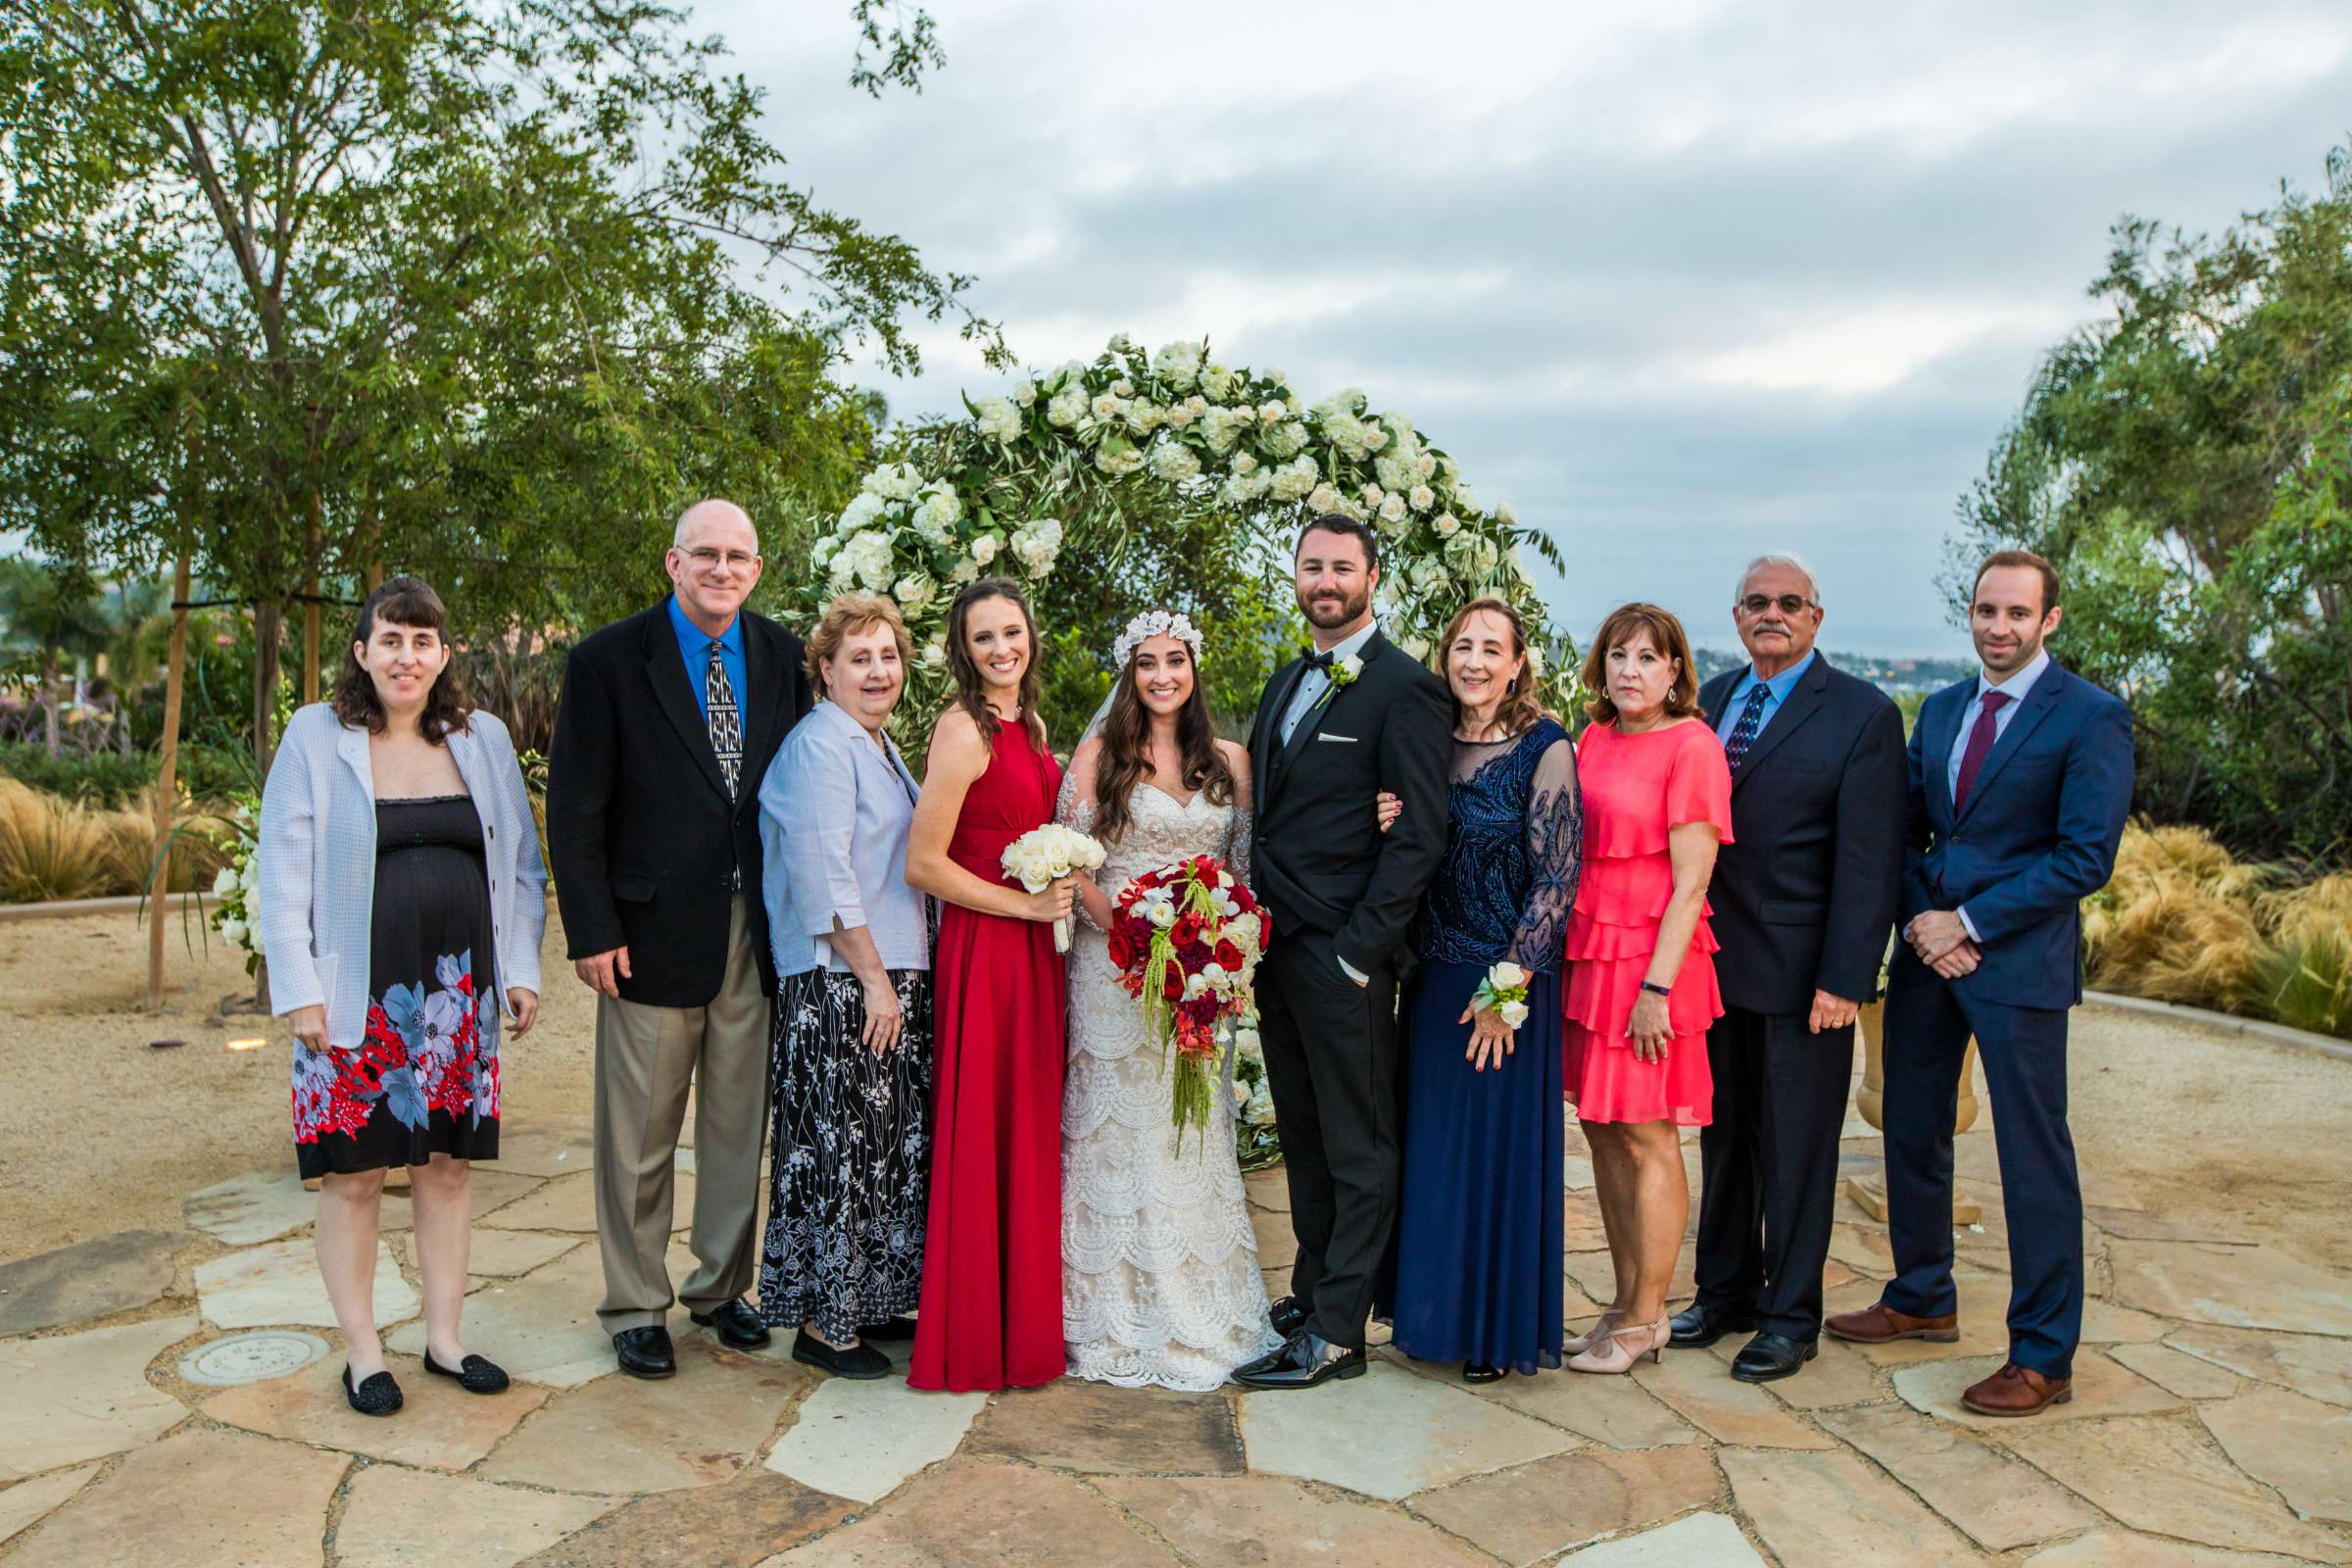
[592, 896, 771, 1333]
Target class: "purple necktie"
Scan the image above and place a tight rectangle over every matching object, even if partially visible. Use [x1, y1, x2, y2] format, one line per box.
[1952, 690, 2011, 810]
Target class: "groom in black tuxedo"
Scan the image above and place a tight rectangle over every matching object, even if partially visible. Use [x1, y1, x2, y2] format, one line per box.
[1234, 514, 1451, 1390]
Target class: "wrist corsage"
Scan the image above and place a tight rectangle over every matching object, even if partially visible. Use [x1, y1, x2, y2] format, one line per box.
[1472, 960, 1531, 1029]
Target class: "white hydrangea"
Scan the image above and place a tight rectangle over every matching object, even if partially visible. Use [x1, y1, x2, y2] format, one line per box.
[862, 462, 923, 502]
[1398, 632, 1432, 661]
[1152, 340, 1202, 390]
[915, 483, 961, 533]
[1010, 517, 1062, 578]
[838, 491, 886, 533]
[950, 557, 981, 586]
[1265, 421, 1308, 459]
[1446, 530, 1500, 579]
[1047, 386, 1086, 426]
[1524, 642, 1544, 677]
[1199, 362, 1236, 401]
[1312, 387, 1368, 420]
[849, 529, 898, 591]
[1124, 400, 1162, 433]
[1375, 455, 1413, 493]
[1095, 443, 1146, 477]
[1220, 467, 1272, 506]
[974, 395, 1021, 444]
[1151, 443, 1202, 483]
[1199, 406, 1244, 455]
[1268, 455, 1319, 501]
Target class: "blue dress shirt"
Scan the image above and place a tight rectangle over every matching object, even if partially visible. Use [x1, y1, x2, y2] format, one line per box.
[1714, 649, 1817, 749]
[666, 594, 746, 721]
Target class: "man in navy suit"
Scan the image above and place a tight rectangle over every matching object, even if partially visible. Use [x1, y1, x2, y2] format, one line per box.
[1826, 550, 2132, 1417]
[1672, 554, 1905, 1383]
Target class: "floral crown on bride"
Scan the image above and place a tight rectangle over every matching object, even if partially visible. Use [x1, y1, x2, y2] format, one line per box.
[1113, 609, 1203, 669]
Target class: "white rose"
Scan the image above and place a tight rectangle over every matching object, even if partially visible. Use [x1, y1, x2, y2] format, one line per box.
[950, 557, 981, 585]
[893, 572, 936, 616]
[1047, 387, 1086, 426]
[1161, 399, 1199, 428]
[1125, 400, 1161, 433]
[1398, 633, 1431, 661]
[1361, 483, 1385, 508]
[1433, 512, 1461, 537]
[1377, 492, 1409, 530]
[1416, 453, 1438, 479]
[212, 865, 238, 898]
[1360, 418, 1390, 455]
[1110, 376, 1134, 398]
[1495, 500, 1517, 525]
[1499, 1000, 1530, 1030]
[1265, 367, 1289, 386]
[1231, 451, 1259, 475]
[1453, 485, 1479, 514]
[969, 534, 1001, 565]
[1306, 482, 1343, 514]
[1491, 960, 1530, 991]
[1524, 643, 1544, 677]
[919, 640, 948, 669]
[1106, 332, 1134, 354]
[1409, 484, 1436, 512]
[221, 917, 247, 949]
[1092, 392, 1127, 421]
[1013, 380, 1037, 408]
[1257, 400, 1285, 423]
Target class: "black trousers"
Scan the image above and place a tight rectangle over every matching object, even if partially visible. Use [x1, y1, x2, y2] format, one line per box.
[1255, 927, 1401, 1351]
[1691, 1004, 1854, 1341]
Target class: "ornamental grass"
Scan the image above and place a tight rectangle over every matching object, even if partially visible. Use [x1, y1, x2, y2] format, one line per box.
[2085, 822, 2352, 1040]
[0, 777, 232, 904]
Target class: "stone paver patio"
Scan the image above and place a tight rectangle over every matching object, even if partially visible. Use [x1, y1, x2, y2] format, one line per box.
[3, 1040, 2350, 1566]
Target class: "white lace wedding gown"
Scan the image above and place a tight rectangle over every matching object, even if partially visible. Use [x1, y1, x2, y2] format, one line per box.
[1056, 778, 1284, 1390]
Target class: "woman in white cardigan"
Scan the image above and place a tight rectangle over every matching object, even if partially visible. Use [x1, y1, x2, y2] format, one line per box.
[259, 576, 547, 1416]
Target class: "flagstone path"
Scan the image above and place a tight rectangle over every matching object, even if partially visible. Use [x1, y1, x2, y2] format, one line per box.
[3, 1045, 2349, 1565]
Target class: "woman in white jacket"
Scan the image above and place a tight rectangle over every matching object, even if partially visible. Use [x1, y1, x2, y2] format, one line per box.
[259, 576, 547, 1416]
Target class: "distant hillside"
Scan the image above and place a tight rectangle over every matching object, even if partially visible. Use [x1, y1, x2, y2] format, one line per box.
[1692, 647, 1977, 696]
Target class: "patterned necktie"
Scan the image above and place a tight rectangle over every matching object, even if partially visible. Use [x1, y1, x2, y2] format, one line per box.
[1723, 681, 1772, 772]
[705, 640, 743, 800]
[1952, 690, 2011, 811]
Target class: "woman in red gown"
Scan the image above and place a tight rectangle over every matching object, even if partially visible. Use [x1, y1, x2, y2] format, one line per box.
[1560, 603, 1731, 1375]
[904, 578, 1075, 1391]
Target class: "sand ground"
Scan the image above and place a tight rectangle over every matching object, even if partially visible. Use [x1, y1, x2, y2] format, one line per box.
[2, 904, 2346, 1269]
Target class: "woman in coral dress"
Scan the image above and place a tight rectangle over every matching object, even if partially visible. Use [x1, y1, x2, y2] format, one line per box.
[904, 578, 1075, 1392]
[1561, 603, 1731, 1374]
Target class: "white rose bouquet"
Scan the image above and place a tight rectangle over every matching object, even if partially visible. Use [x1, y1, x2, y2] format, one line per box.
[1001, 823, 1105, 954]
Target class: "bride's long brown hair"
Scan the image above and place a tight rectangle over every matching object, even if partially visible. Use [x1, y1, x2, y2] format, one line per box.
[1093, 617, 1235, 844]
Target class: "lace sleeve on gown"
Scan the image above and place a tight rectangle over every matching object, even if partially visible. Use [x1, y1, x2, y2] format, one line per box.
[1055, 767, 1110, 933]
[1507, 738, 1582, 972]
[1223, 805, 1254, 891]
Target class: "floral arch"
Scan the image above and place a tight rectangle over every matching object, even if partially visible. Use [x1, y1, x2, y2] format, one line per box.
[791, 332, 1570, 726]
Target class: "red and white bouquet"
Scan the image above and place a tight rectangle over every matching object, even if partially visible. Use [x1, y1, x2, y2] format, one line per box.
[1107, 855, 1271, 1145]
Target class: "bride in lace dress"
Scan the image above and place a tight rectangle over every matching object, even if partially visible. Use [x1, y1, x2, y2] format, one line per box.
[1056, 612, 1283, 1390]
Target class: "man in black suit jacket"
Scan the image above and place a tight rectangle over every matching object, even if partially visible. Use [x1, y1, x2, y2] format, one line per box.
[1232, 514, 1451, 1390]
[1669, 554, 1904, 1383]
[547, 499, 812, 1378]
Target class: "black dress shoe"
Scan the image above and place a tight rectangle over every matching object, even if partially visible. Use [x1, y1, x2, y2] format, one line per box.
[690, 1298, 773, 1349]
[1668, 1300, 1759, 1349]
[1267, 1296, 1310, 1337]
[1731, 1331, 1819, 1384]
[858, 1315, 920, 1341]
[1231, 1330, 1367, 1391]
[1463, 1362, 1506, 1385]
[792, 1328, 893, 1380]
[612, 1324, 677, 1379]
[342, 1364, 404, 1416]
[422, 1349, 511, 1395]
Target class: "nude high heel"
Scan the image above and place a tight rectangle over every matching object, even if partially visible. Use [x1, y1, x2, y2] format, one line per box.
[1562, 1309, 1624, 1357]
[1569, 1315, 1668, 1374]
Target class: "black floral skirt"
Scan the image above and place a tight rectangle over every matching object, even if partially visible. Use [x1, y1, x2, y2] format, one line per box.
[758, 967, 933, 1343]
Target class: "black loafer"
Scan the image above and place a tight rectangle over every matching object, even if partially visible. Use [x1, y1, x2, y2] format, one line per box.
[690, 1298, 773, 1349]
[342, 1364, 404, 1416]
[1463, 1362, 1506, 1385]
[422, 1349, 511, 1394]
[1268, 1296, 1311, 1338]
[613, 1324, 677, 1379]
[1231, 1331, 1367, 1391]
[1668, 1300, 1759, 1349]
[858, 1315, 920, 1341]
[791, 1329, 892, 1380]
[1731, 1331, 1818, 1383]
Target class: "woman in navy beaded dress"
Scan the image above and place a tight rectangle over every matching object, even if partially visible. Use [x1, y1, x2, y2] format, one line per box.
[1386, 599, 1581, 1383]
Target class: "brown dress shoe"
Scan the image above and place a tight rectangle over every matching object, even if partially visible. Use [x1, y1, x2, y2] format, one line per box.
[1822, 1300, 1961, 1346]
[1961, 1361, 2073, 1416]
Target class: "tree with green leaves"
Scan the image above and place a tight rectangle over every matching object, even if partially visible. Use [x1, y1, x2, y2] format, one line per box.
[0, 555, 113, 757]
[0, 0, 999, 767]
[1953, 143, 2352, 861]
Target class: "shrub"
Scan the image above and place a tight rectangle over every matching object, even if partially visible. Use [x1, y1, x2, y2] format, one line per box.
[0, 777, 233, 902]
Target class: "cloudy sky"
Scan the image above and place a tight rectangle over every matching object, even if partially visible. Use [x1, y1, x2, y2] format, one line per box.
[704, 0, 2352, 657]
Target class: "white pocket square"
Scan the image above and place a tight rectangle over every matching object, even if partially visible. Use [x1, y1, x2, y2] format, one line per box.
[1317, 733, 1359, 743]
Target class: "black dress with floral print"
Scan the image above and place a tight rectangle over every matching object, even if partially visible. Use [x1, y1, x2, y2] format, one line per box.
[291, 794, 500, 1177]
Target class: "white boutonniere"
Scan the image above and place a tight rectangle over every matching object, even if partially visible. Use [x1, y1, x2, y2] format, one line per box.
[1332, 653, 1362, 687]
[1472, 960, 1532, 1030]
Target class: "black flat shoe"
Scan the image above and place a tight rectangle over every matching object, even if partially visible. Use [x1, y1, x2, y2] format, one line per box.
[690, 1298, 773, 1349]
[342, 1364, 403, 1416]
[422, 1349, 511, 1394]
[1731, 1331, 1818, 1384]
[1463, 1362, 1506, 1385]
[613, 1325, 677, 1379]
[858, 1315, 920, 1341]
[1267, 1295, 1311, 1338]
[792, 1329, 892, 1380]
[1667, 1300, 1759, 1349]
[1231, 1331, 1367, 1391]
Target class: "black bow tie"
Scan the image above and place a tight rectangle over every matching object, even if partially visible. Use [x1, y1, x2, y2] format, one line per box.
[1302, 649, 1336, 671]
